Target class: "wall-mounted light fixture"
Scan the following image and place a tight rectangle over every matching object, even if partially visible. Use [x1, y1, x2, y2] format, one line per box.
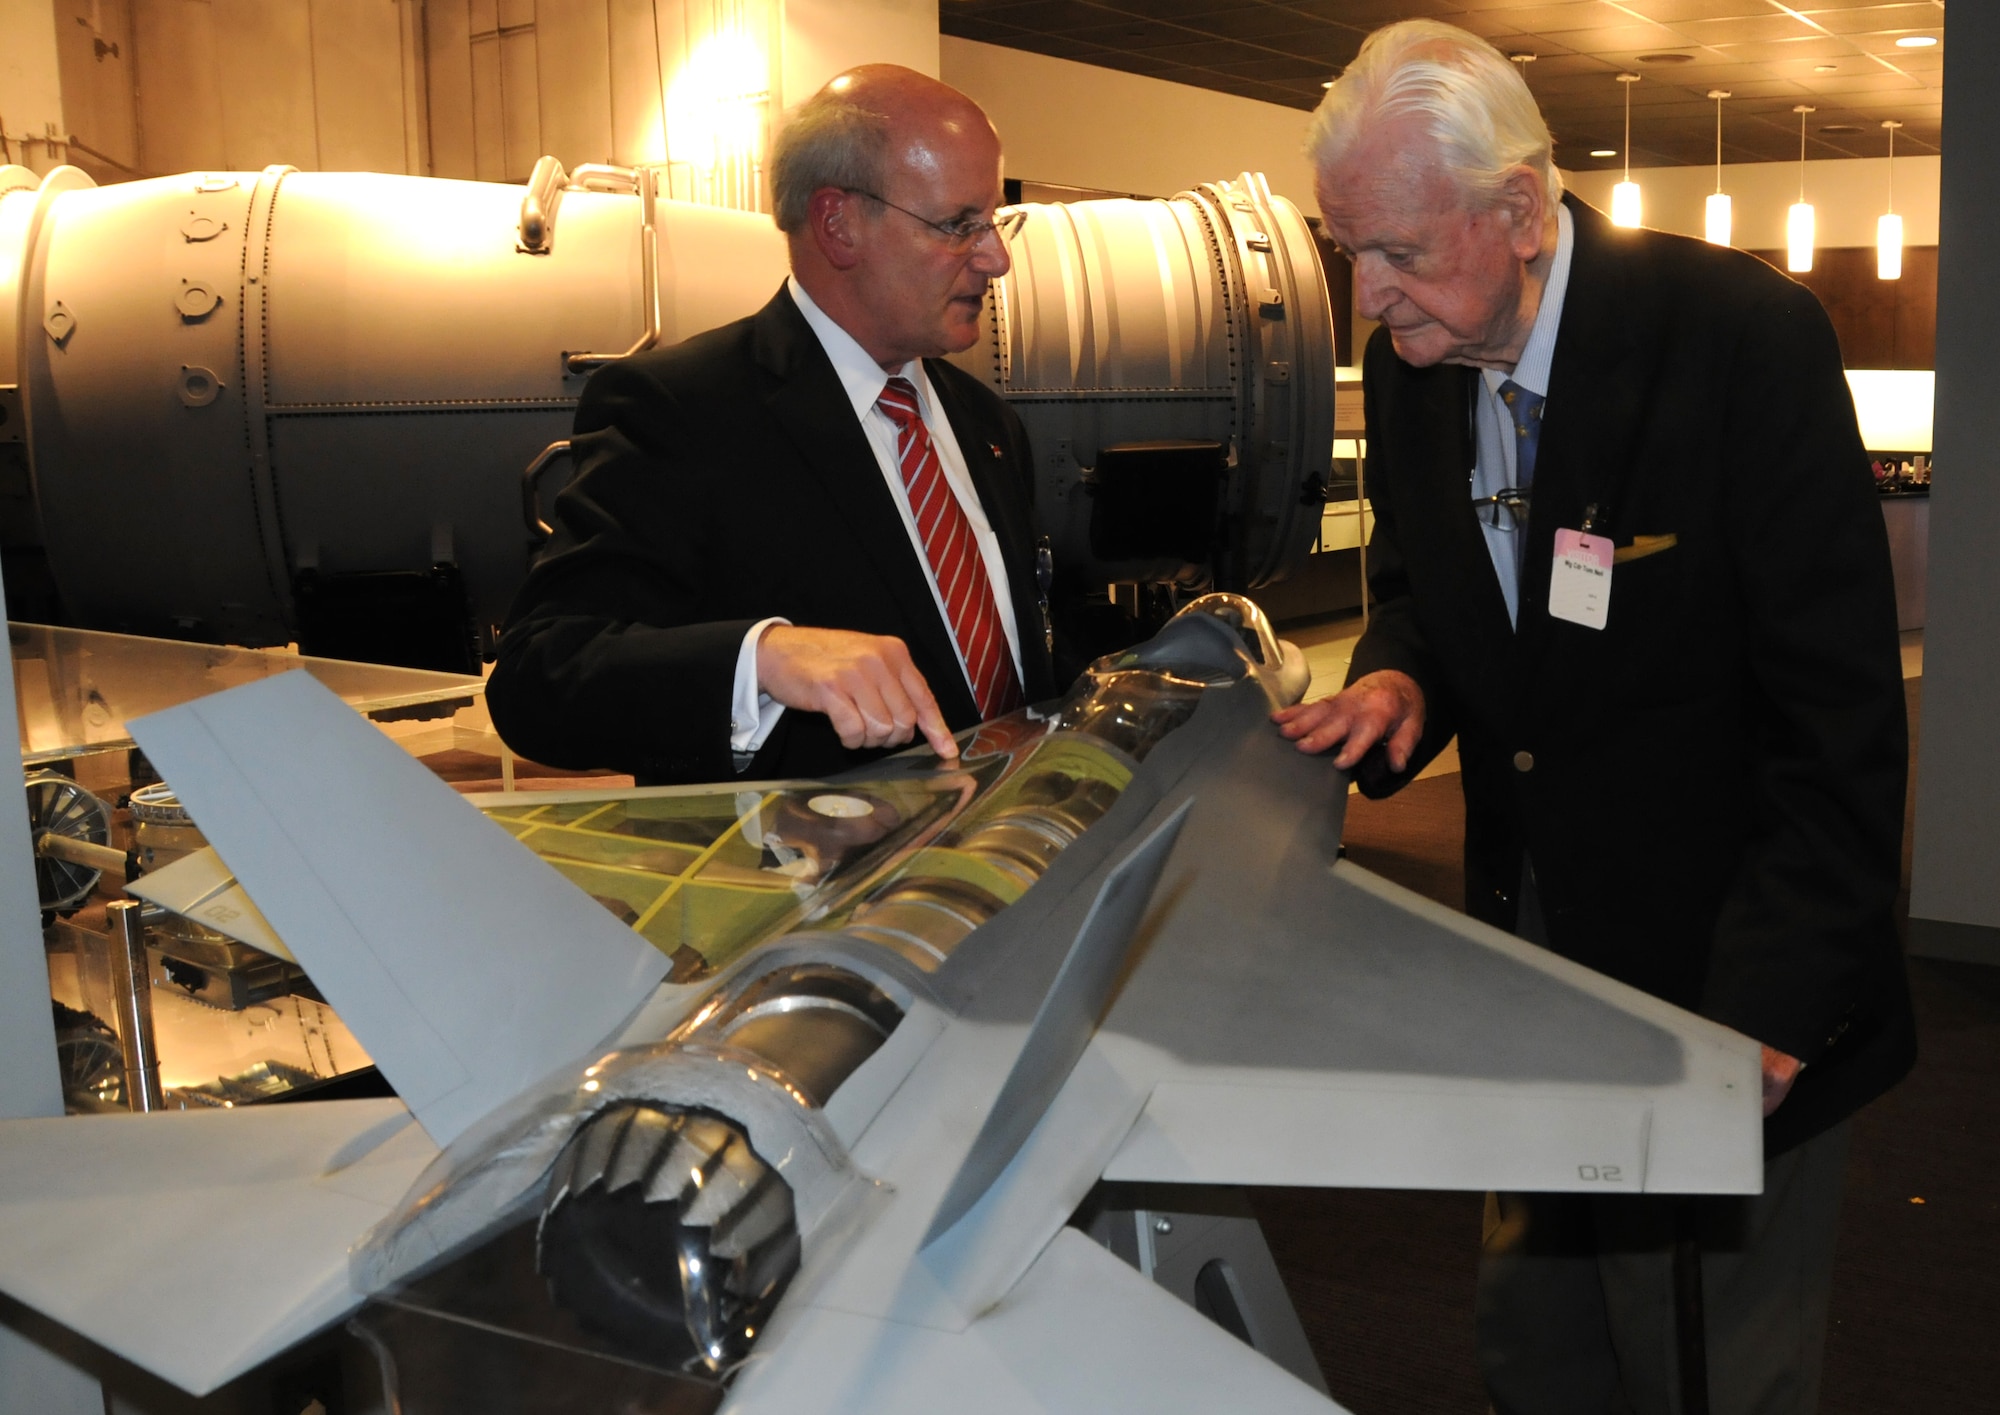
[1878, 119, 1904, 280]
[1612, 74, 1642, 228]
[1705, 90, 1731, 246]
[1787, 105, 1816, 273]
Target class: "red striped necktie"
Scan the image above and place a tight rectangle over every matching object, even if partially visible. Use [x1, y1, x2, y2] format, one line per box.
[875, 376, 1023, 719]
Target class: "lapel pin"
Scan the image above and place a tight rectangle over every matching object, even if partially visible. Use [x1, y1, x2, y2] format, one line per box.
[989, 442, 1004, 459]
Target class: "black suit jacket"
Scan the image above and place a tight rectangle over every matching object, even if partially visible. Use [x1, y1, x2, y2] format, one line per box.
[1349, 195, 1914, 1155]
[488, 285, 1055, 784]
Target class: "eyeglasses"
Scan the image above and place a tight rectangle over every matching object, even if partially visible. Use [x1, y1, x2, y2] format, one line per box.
[1471, 486, 1532, 529]
[843, 189, 1027, 251]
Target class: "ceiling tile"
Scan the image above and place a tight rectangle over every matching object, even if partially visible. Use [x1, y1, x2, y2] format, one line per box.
[1510, 22, 1689, 49]
[1611, 1, 1793, 20]
[942, 0, 1951, 166]
[1284, 0, 1466, 22]
[1209, 53, 1353, 80]
[1167, 10, 1349, 42]
[1796, 4, 1943, 38]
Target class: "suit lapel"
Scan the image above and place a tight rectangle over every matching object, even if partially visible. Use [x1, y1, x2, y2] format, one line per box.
[1517, 196, 1659, 661]
[1394, 361, 1517, 694]
[751, 289, 978, 722]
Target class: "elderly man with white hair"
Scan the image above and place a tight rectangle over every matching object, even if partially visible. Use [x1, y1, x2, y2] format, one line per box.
[1275, 20, 1914, 1415]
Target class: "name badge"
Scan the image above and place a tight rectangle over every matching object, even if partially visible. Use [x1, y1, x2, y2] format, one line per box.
[1550, 528, 1613, 630]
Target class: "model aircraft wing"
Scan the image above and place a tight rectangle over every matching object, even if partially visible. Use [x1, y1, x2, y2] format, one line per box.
[127, 671, 672, 1146]
[1086, 683, 1763, 1197]
[0, 1099, 434, 1394]
[726, 1227, 1345, 1415]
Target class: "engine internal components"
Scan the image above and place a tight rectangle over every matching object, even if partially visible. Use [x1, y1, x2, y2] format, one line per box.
[537, 1103, 801, 1374]
[24, 772, 116, 911]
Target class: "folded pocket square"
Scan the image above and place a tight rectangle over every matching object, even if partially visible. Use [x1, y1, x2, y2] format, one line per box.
[1613, 533, 1678, 565]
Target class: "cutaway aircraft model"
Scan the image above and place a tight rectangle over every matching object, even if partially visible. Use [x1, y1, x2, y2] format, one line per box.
[0, 597, 1764, 1413]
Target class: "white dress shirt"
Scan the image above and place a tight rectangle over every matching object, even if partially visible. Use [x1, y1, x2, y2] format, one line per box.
[1471, 202, 1574, 628]
[728, 277, 1023, 761]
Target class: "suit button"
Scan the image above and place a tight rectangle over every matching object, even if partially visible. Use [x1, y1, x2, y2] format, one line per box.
[1513, 751, 1534, 773]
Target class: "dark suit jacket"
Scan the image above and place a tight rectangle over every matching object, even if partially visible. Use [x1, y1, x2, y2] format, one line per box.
[487, 284, 1055, 784]
[1349, 195, 1915, 1155]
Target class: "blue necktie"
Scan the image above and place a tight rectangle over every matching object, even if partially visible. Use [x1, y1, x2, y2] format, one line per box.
[1499, 379, 1545, 489]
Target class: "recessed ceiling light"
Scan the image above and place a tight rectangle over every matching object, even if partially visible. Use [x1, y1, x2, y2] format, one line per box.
[1321, 80, 1333, 89]
[1590, 149, 1617, 158]
[1820, 124, 1863, 135]
[1896, 36, 1938, 49]
[1635, 52, 1695, 65]
[1814, 64, 1838, 73]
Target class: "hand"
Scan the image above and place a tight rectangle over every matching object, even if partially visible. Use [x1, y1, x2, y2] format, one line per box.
[1270, 670, 1427, 772]
[1760, 1045, 1803, 1117]
[756, 626, 959, 760]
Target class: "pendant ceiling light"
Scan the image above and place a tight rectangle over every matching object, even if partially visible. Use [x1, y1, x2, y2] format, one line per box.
[1611, 73, 1642, 227]
[1705, 90, 1732, 246]
[1787, 105, 1816, 273]
[1878, 119, 1904, 280]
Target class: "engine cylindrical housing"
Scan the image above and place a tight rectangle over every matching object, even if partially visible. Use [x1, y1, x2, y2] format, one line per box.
[3, 164, 1331, 655]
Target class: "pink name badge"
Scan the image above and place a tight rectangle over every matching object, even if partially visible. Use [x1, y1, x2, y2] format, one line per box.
[1549, 528, 1613, 630]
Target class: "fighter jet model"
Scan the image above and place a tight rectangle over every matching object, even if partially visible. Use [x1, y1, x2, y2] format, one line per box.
[0, 596, 1763, 1413]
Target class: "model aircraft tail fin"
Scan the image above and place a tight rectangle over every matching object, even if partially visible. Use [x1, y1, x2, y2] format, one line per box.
[129, 671, 670, 1146]
[921, 798, 1193, 1247]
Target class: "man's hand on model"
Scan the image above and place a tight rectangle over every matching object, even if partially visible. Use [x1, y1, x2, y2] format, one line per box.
[757, 625, 960, 760]
[1761, 1045, 1803, 1117]
[1271, 669, 1427, 772]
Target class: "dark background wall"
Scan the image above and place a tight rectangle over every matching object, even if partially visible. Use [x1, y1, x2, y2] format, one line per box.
[1749, 246, 1939, 369]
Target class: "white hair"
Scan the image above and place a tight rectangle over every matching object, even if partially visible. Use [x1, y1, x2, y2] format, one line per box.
[1307, 19, 1563, 207]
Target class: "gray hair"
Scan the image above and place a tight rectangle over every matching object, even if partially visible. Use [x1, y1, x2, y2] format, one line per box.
[770, 84, 893, 234]
[1307, 20, 1563, 207]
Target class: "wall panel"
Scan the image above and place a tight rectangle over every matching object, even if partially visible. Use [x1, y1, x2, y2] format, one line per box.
[498, 26, 540, 182]
[399, 0, 429, 175]
[131, 0, 225, 173]
[310, 0, 407, 172]
[607, 0, 667, 166]
[51, 0, 139, 177]
[535, 0, 613, 170]
[426, 0, 477, 179]
[212, 0, 319, 169]
[470, 31, 505, 181]
[1746, 245, 1940, 369]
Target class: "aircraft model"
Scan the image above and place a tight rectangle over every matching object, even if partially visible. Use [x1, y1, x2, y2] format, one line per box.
[0, 596, 1764, 1413]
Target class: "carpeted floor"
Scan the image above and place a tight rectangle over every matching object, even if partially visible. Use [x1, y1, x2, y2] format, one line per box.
[1253, 679, 2000, 1414]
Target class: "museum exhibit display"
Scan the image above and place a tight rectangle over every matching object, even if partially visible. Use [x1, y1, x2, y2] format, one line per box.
[0, 596, 1762, 1412]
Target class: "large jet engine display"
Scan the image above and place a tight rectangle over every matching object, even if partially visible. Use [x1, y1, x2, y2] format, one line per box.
[0, 160, 1332, 667]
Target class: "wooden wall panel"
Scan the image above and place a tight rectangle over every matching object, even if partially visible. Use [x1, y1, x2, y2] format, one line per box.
[399, 0, 430, 176]
[535, 0, 613, 169]
[1749, 245, 1941, 369]
[52, 0, 140, 176]
[496, 0, 534, 31]
[309, 0, 406, 172]
[426, 0, 477, 179]
[608, 0, 669, 166]
[211, 0, 319, 169]
[498, 26, 540, 182]
[131, 0, 226, 173]
[469, 33, 505, 180]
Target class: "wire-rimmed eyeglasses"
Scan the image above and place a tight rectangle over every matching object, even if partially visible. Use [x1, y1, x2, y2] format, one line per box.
[1471, 486, 1532, 530]
[843, 189, 1027, 251]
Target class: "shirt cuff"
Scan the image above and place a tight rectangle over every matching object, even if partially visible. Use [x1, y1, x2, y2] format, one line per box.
[730, 617, 792, 764]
